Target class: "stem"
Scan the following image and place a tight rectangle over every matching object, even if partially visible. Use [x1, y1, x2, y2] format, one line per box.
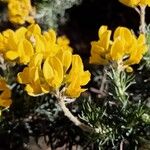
[99, 70, 107, 94]
[111, 63, 129, 109]
[56, 92, 94, 132]
[90, 67, 108, 98]
[120, 139, 124, 150]
[139, 6, 146, 34]
[134, 7, 140, 15]
[115, 70, 126, 103]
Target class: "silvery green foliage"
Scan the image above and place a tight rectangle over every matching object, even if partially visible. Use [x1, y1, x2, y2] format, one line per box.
[35, 97, 61, 122]
[35, 0, 82, 29]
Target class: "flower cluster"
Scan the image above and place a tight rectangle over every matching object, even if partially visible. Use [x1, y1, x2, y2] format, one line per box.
[0, 24, 59, 64]
[90, 26, 147, 71]
[0, 78, 12, 110]
[8, 0, 35, 24]
[9, 24, 91, 98]
[119, 0, 150, 7]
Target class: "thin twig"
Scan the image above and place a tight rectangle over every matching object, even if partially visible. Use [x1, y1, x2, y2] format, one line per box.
[134, 6, 146, 34]
[99, 71, 107, 94]
[90, 87, 102, 94]
[134, 7, 140, 15]
[90, 68, 108, 98]
[120, 140, 124, 150]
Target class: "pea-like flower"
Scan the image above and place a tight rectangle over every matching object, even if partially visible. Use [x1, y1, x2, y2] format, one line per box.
[8, 0, 35, 24]
[119, 0, 150, 7]
[17, 54, 90, 98]
[17, 54, 50, 96]
[0, 24, 73, 65]
[0, 78, 12, 109]
[15, 24, 91, 98]
[66, 55, 91, 98]
[0, 23, 91, 98]
[90, 26, 147, 71]
[0, 27, 34, 64]
[90, 26, 112, 65]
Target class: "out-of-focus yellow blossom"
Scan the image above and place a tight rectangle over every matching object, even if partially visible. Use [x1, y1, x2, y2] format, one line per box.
[119, 0, 150, 7]
[90, 26, 147, 71]
[0, 78, 12, 109]
[8, 0, 35, 24]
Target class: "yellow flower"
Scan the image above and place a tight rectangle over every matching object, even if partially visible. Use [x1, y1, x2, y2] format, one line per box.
[43, 56, 64, 89]
[0, 33, 6, 54]
[66, 55, 91, 98]
[3, 27, 27, 60]
[57, 36, 73, 52]
[119, 0, 150, 7]
[26, 24, 41, 39]
[56, 36, 73, 72]
[17, 39, 34, 64]
[44, 29, 56, 43]
[13, 24, 91, 98]
[0, 24, 75, 65]
[123, 34, 147, 67]
[0, 78, 12, 108]
[17, 54, 64, 96]
[18, 53, 90, 98]
[8, 0, 35, 24]
[90, 26, 148, 71]
[0, 27, 35, 64]
[18, 55, 46, 96]
[17, 54, 49, 96]
[110, 37, 125, 62]
[90, 26, 111, 65]
[65, 75, 86, 98]
[110, 27, 147, 70]
[42, 29, 59, 58]
[0, 24, 53, 64]
[26, 24, 60, 59]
